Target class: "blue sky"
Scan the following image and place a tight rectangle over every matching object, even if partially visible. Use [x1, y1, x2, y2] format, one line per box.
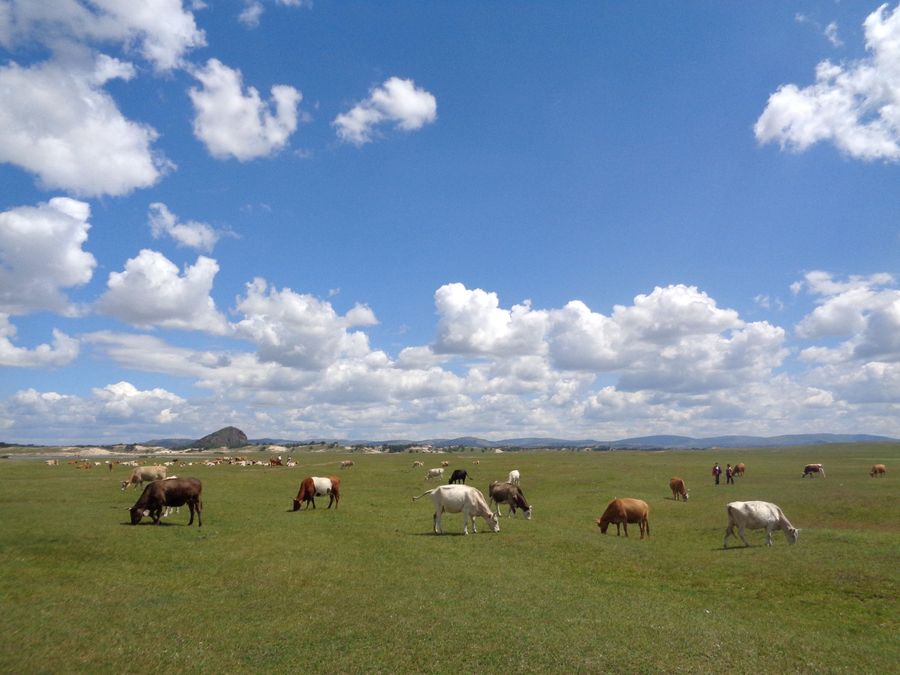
[2, 1, 900, 444]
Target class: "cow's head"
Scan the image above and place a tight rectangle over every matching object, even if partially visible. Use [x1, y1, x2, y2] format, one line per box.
[524, 507, 534, 521]
[786, 527, 800, 545]
[487, 513, 500, 533]
[683, 492, 690, 501]
[596, 518, 609, 534]
[120, 480, 129, 491]
[292, 499, 301, 512]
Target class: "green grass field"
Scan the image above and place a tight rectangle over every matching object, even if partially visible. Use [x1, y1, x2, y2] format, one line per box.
[1, 444, 897, 674]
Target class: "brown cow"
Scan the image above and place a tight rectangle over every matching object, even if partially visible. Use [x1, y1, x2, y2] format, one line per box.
[292, 476, 341, 511]
[128, 478, 202, 527]
[596, 498, 650, 539]
[733, 462, 745, 477]
[488, 481, 533, 519]
[669, 477, 689, 501]
[870, 464, 886, 477]
[802, 463, 825, 478]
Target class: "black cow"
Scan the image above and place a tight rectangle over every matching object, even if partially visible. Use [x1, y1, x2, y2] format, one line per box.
[448, 469, 470, 484]
[129, 477, 202, 526]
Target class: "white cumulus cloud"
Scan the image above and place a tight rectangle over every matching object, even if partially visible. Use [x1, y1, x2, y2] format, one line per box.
[0, 54, 171, 196]
[756, 3, 900, 161]
[96, 249, 228, 334]
[148, 202, 219, 252]
[189, 58, 302, 160]
[0, 314, 79, 367]
[0, 197, 96, 315]
[334, 77, 437, 145]
[232, 278, 378, 370]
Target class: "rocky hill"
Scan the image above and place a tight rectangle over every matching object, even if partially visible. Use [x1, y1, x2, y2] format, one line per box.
[191, 426, 249, 449]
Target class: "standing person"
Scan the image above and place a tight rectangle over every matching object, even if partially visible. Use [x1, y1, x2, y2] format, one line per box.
[726, 463, 734, 485]
[712, 462, 721, 485]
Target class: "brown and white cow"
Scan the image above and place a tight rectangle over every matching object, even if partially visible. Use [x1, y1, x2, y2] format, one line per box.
[340, 460, 354, 469]
[121, 465, 167, 491]
[802, 463, 825, 478]
[440, 460, 450, 467]
[669, 477, 689, 501]
[292, 476, 341, 511]
[596, 498, 650, 539]
[413, 484, 500, 535]
[870, 464, 886, 477]
[488, 481, 533, 519]
[733, 462, 746, 477]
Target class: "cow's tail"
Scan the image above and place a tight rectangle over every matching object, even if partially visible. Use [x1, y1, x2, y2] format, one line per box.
[412, 489, 437, 502]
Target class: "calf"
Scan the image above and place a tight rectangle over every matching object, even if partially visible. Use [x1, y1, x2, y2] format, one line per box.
[340, 460, 354, 469]
[449, 469, 470, 484]
[733, 462, 746, 477]
[425, 467, 444, 481]
[596, 498, 649, 539]
[488, 481, 533, 519]
[292, 476, 341, 510]
[507, 469, 520, 485]
[802, 463, 825, 478]
[121, 465, 167, 491]
[669, 477, 689, 501]
[413, 485, 500, 535]
[723, 500, 798, 548]
[128, 478, 202, 527]
[870, 464, 886, 477]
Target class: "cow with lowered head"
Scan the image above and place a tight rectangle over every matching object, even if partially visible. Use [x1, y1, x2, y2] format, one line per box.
[129, 477, 202, 527]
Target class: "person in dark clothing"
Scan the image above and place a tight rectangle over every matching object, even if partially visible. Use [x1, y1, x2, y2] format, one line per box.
[726, 463, 734, 485]
[712, 463, 721, 485]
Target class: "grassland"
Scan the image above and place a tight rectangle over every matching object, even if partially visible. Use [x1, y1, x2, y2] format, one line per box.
[0, 443, 897, 674]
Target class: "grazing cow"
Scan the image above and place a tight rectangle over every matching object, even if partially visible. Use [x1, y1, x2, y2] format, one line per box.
[488, 481, 533, 519]
[595, 498, 650, 539]
[45, 459, 58, 466]
[413, 484, 500, 535]
[870, 464, 886, 477]
[734, 463, 746, 478]
[425, 468, 444, 481]
[449, 469, 470, 484]
[507, 469, 520, 485]
[802, 463, 825, 478]
[669, 477, 689, 501]
[441, 460, 450, 467]
[128, 478, 202, 527]
[269, 457, 283, 466]
[473, 459, 480, 465]
[412, 460, 424, 468]
[340, 460, 354, 469]
[121, 465, 167, 491]
[292, 476, 341, 511]
[723, 501, 799, 548]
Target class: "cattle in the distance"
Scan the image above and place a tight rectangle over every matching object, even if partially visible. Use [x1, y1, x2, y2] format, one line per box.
[412, 460, 424, 468]
[121, 465, 167, 491]
[340, 460, 354, 469]
[292, 476, 341, 511]
[413, 484, 500, 535]
[595, 498, 650, 539]
[425, 467, 444, 481]
[733, 463, 746, 477]
[128, 478, 202, 527]
[507, 469, 520, 485]
[449, 469, 470, 484]
[723, 500, 799, 548]
[669, 477, 689, 501]
[441, 460, 450, 467]
[802, 463, 826, 478]
[488, 481, 532, 519]
[870, 464, 886, 477]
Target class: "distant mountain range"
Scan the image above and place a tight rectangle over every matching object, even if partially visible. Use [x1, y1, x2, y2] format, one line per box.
[140, 430, 896, 450]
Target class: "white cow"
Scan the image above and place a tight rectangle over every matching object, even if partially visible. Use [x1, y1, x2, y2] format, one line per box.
[425, 468, 444, 480]
[723, 501, 800, 548]
[507, 469, 520, 485]
[413, 485, 500, 535]
[121, 465, 167, 491]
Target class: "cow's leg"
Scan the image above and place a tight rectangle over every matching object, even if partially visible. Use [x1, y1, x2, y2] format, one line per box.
[737, 526, 750, 547]
[765, 526, 774, 546]
[623, 522, 628, 537]
[188, 502, 195, 525]
[433, 511, 442, 534]
[724, 525, 733, 548]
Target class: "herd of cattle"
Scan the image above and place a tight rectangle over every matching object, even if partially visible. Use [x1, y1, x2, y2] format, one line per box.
[58, 455, 887, 545]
